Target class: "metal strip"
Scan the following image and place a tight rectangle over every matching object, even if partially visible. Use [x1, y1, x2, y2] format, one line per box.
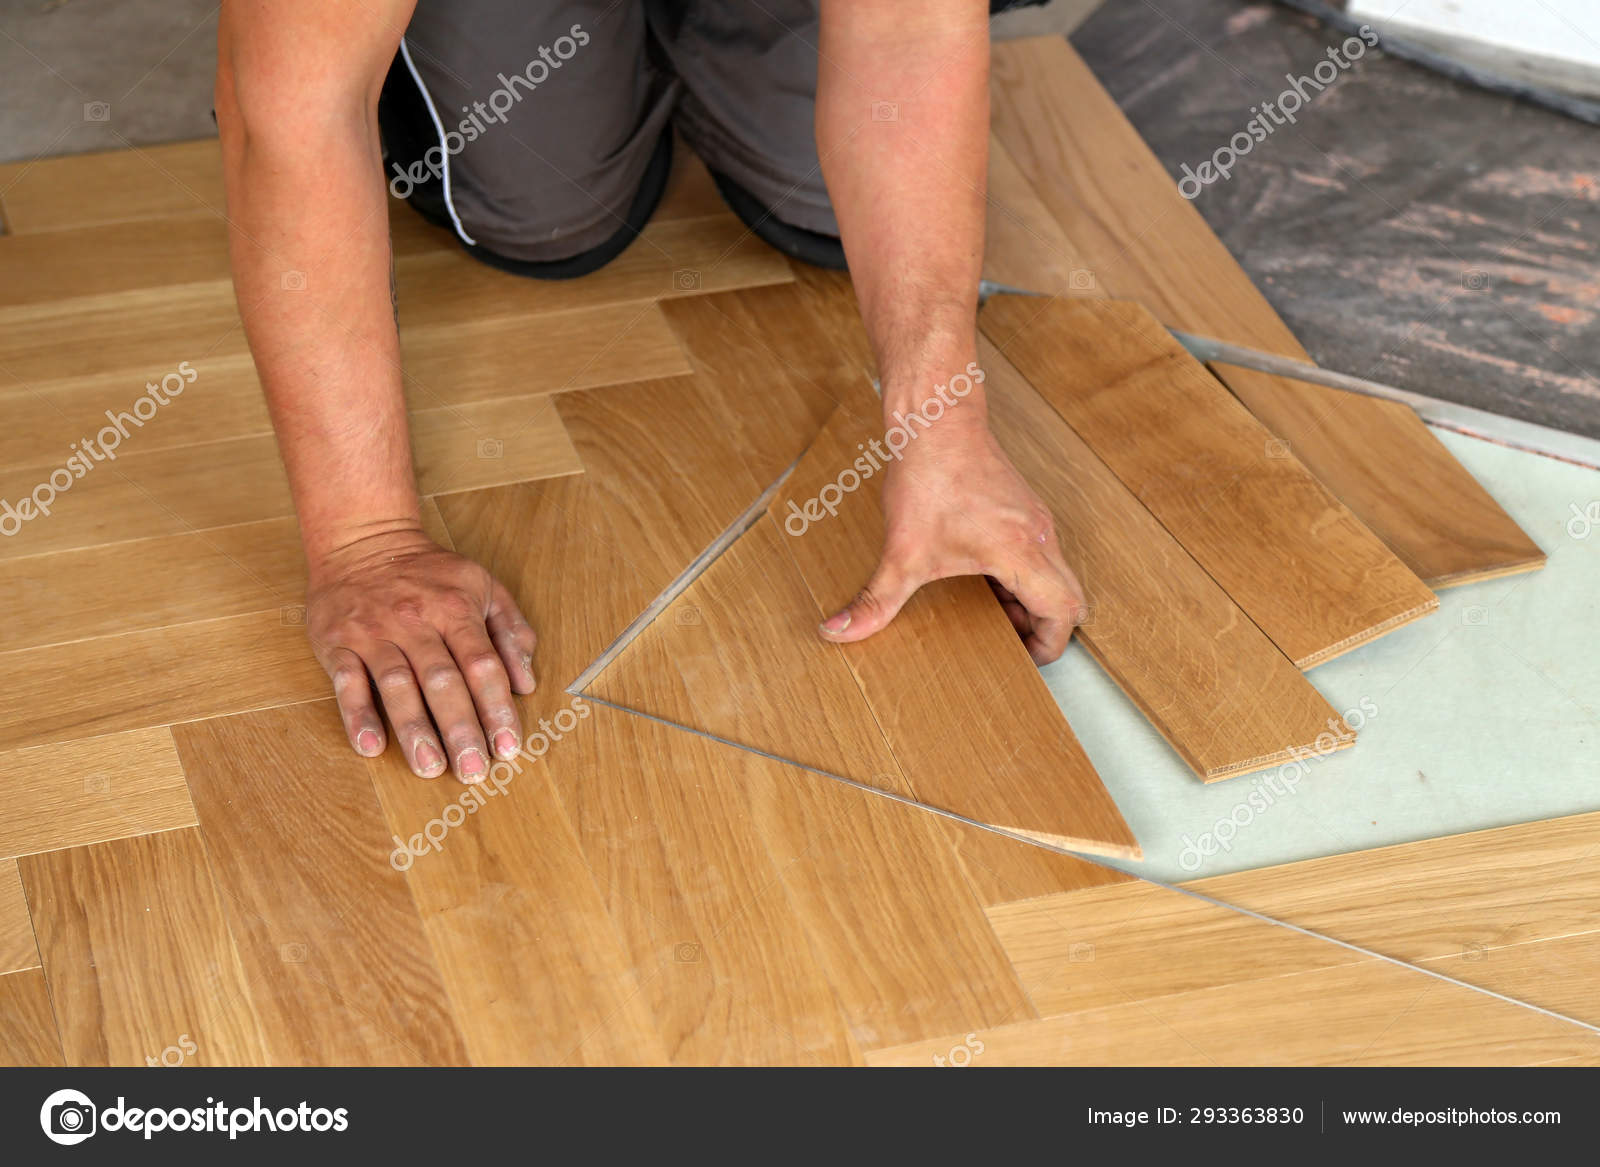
[585, 693, 1600, 1039]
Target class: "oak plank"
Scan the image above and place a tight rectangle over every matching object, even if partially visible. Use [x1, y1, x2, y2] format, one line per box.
[0, 393, 578, 562]
[0, 728, 194, 861]
[174, 702, 470, 1065]
[0, 303, 689, 469]
[20, 829, 269, 1066]
[984, 339, 1350, 779]
[0, 859, 38, 974]
[865, 959, 1600, 1066]
[988, 36, 1542, 588]
[982, 295, 1438, 667]
[0, 610, 328, 751]
[0, 969, 63, 1065]
[767, 406, 1139, 857]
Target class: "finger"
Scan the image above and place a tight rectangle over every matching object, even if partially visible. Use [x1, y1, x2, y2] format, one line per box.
[986, 577, 1032, 639]
[400, 636, 493, 784]
[818, 552, 923, 644]
[485, 579, 538, 694]
[1001, 563, 1083, 665]
[444, 619, 523, 763]
[366, 642, 448, 779]
[322, 646, 386, 757]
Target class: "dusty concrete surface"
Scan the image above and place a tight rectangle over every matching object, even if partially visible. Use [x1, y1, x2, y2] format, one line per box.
[1073, 0, 1600, 438]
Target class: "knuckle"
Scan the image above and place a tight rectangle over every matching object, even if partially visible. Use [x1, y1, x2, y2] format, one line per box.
[422, 665, 462, 694]
[329, 665, 367, 695]
[460, 652, 505, 683]
[376, 667, 417, 693]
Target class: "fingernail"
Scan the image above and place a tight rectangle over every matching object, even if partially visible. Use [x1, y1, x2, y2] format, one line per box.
[356, 729, 381, 756]
[493, 729, 518, 760]
[820, 611, 852, 635]
[457, 747, 488, 783]
[414, 741, 445, 778]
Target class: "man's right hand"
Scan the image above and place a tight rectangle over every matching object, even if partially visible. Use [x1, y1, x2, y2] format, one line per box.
[304, 527, 539, 783]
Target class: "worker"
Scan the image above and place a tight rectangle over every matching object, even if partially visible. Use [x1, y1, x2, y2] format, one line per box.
[216, 0, 1085, 783]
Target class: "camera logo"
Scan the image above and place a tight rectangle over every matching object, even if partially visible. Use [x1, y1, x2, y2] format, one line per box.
[41, 1089, 97, 1145]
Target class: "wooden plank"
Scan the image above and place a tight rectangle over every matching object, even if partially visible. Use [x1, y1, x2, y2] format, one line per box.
[865, 959, 1600, 1066]
[983, 134, 1099, 299]
[0, 728, 194, 861]
[982, 295, 1439, 668]
[983, 339, 1351, 779]
[1194, 810, 1600, 960]
[590, 527, 1041, 1050]
[988, 36, 1543, 588]
[0, 969, 63, 1066]
[765, 406, 1139, 857]
[0, 302, 689, 468]
[0, 133, 722, 235]
[20, 828, 269, 1066]
[0, 859, 38, 974]
[174, 702, 470, 1065]
[0, 392, 578, 561]
[0, 610, 328, 752]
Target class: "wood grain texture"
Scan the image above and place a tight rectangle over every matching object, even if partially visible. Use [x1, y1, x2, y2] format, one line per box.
[0, 969, 63, 1066]
[0, 132, 722, 235]
[20, 829, 269, 1066]
[767, 406, 1139, 857]
[0, 393, 578, 562]
[982, 295, 1439, 667]
[983, 134, 1099, 299]
[0, 610, 328, 752]
[0, 859, 38, 974]
[988, 36, 1542, 589]
[0, 728, 194, 861]
[175, 703, 471, 1066]
[984, 339, 1350, 779]
[865, 959, 1600, 1066]
[0, 303, 688, 470]
[437, 479, 855, 1065]
[591, 528, 1041, 1051]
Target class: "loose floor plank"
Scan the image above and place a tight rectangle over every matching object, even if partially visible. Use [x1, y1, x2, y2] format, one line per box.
[0, 859, 38, 974]
[865, 959, 1600, 1066]
[0, 728, 194, 861]
[984, 339, 1350, 779]
[0, 610, 328, 752]
[20, 828, 269, 1066]
[174, 703, 470, 1065]
[983, 134, 1098, 299]
[988, 36, 1543, 588]
[0, 969, 63, 1065]
[982, 295, 1438, 668]
[766, 407, 1139, 857]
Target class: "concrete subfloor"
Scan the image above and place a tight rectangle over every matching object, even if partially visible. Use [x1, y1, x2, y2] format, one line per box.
[2, 0, 1595, 437]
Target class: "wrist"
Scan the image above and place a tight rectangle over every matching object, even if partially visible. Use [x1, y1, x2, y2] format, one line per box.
[303, 513, 431, 581]
[881, 353, 990, 435]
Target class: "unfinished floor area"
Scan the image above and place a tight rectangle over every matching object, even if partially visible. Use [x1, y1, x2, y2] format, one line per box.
[1, 33, 1598, 1067]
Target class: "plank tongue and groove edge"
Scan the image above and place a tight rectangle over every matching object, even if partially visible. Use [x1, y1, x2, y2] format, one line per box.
[988, 35, 1544, 589]
[981, 295, 1439, 668]
[981, 337, 1353, 780]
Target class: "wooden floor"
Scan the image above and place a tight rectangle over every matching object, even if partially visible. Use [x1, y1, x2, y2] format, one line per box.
[0, 39, 1586, 1067]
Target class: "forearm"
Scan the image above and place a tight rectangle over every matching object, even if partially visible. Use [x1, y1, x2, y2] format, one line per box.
[217, 33, 419, 567]
[817, 0, 990, 425]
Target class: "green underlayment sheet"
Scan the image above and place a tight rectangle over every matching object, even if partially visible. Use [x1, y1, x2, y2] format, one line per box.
[1041, 427, 1599, 884]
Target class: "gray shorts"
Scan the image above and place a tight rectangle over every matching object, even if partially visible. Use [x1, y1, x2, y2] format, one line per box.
[381, 0, 835, 263]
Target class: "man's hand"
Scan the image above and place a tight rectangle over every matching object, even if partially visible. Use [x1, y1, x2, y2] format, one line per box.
[818, 409, 1086, 665]
[304, 527, 539, 782]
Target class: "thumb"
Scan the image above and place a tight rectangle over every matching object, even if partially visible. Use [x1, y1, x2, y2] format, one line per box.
[818, 555, 922, 644]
